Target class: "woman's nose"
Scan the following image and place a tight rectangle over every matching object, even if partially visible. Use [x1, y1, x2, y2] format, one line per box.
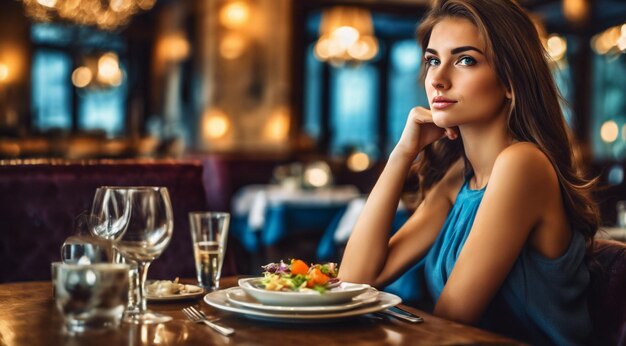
[430, 76, 449, 90]
[430, 69, 450, 90]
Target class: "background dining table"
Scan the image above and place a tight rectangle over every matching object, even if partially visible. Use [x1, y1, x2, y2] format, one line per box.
[0, 276, 524, 345]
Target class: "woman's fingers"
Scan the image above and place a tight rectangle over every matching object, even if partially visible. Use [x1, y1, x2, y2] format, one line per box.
[445, 127, 459, 140]
[409, 106, 433, 124]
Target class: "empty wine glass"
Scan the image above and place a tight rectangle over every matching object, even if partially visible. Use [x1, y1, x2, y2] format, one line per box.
[91, 187, 132, 241]
[114, 186, 174, 324]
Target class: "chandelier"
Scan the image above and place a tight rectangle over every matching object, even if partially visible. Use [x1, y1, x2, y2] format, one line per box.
[314, 6, 379, 65]
[20, 0, 157, 31]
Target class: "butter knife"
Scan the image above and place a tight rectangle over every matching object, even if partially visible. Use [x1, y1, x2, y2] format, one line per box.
[378, 307, 424, 323]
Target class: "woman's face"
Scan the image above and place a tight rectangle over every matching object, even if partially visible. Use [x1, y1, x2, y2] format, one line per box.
[424, 17, 511, 129]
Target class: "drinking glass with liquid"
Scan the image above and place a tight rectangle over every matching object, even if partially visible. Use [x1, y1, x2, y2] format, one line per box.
[61, 212, 110, 264]
[189, 212, 230, 291]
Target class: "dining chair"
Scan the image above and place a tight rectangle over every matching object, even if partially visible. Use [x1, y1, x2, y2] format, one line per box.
[588, 239, 626, 345]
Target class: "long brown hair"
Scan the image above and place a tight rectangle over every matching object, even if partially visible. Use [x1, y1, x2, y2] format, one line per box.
[413, 0, 599, 241]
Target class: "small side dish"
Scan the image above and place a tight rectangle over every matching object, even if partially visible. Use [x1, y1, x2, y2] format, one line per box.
[260, 259, 341, 293]
[145, 278, 203, 297]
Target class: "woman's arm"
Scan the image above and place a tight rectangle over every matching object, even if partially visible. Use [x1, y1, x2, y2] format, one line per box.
[339, 107, 458, 286]
[434, 143, 563, 324]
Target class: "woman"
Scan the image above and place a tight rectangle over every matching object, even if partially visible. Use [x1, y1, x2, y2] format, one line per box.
[339, 0, 599, 344]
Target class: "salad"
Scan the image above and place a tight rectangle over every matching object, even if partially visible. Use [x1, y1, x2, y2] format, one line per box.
[260, 259, 341, 293]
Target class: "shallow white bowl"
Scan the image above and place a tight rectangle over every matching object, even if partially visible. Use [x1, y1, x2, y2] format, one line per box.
[238, 277, 370, 306]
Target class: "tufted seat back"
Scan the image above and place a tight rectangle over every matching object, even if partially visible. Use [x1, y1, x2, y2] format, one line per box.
[588, 239, 626, 345]
[0, 159, 236, 283]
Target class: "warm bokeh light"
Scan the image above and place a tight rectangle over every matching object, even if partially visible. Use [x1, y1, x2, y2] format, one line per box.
[263, 108, 290, 141]
[546, 34, 567, 61]
[347, 151, 370, 172]
[592, 25, 622, 55]
[219, 1, 250, 29]
[71, 66, 93, 88]
[331, 26, 360, 48]
[220, 32, 247, 59]
[158, 33, 191, 62]
[37, 0, 57, 8]
[347, 35, 378, 60]
[97, 53, 122, 86]
[110, 0, 132, 12]
[562, 0, 589, 25]
[24, 0, 154, 30]
[618, 35, 626, 52]
[600, 120, 619, 143]
[0, 64, 8, 83]
[315, 7, 378, 64]
[304, 167, 330, 188]
[202, 109, 230, 140]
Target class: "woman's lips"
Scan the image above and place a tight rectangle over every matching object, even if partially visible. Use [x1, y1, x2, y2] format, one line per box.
[432, 96, 457, 110]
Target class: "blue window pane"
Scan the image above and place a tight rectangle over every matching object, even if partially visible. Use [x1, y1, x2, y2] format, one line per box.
[32, 50, 72, 131]
[304, 44, 322, 140]
[329, 64, 379, 156]
[78, 85, 126, 136]
[591, 52, 626, 160]
[388, 40, 426, 154]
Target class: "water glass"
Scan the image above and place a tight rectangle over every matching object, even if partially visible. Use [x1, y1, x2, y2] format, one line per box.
[53, 262, 129, 333]
[189, 212, 230, 291]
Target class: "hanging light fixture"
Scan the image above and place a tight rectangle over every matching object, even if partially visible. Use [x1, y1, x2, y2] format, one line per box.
[20, 0, 157, 31]
[314, 6, 379, 65]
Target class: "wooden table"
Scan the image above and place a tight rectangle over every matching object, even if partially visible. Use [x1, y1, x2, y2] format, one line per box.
[0, 277, 523, 345]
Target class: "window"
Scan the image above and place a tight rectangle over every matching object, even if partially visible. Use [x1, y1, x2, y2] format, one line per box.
[329, 64, 379, 156]
[591, 51, 626, 160]
[388, 40, 425, 153]
[30, 23, 127, 137]
[303, 10, 426, 159]
[32, 49, 72, 130]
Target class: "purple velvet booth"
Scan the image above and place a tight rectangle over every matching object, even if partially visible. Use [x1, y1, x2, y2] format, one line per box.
[0, 159, 236, 283]
[588, 239, 626, 345]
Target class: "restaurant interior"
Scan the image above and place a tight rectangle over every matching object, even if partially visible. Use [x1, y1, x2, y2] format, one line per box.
[0, 0, 625, 340]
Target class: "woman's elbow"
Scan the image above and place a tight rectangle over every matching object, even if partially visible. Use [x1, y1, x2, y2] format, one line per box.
[433, 301, 481, 326]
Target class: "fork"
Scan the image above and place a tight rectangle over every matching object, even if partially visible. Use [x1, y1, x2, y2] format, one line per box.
[182, 307, 235, 336]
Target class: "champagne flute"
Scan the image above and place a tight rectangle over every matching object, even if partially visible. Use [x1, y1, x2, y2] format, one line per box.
[114, 186, 174, 324]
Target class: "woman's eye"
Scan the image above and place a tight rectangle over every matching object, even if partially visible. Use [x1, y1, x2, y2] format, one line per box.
[424, 56, 440, 67]
[458, 56, 476, 66]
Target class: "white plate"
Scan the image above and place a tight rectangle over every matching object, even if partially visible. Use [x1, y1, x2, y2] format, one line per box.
[226, 287, 379, 313]
[204, 287, 401, 323]
[145, 282, 205, 302]
[238, 277, 370, 306]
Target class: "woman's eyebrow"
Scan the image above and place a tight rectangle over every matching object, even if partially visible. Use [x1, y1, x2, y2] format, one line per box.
[425, 46, 484, 55]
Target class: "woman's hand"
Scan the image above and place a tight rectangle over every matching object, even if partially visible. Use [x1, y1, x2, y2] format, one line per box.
[393, 107, 458, 159]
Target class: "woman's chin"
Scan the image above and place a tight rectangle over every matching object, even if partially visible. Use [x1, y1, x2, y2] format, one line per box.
[432, 117, 455, 129]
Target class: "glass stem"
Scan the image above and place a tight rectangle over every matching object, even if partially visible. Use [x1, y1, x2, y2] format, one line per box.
[136, 261, 151, 313]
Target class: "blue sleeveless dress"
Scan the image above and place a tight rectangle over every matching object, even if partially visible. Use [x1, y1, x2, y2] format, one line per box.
[424, 179, 591, 345]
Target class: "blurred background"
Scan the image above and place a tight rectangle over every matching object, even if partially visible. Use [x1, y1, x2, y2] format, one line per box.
[1, 0, 626, 266]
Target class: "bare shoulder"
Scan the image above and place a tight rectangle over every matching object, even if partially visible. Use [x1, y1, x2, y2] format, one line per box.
[491, 142, 558, 194]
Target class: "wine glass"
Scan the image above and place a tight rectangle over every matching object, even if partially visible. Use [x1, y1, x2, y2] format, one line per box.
[90, 187, 132, 261]
[114, 186, 174, 324]
[90, 187, 132, 240]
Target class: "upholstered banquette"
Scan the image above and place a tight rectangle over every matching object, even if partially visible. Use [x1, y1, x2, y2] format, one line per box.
[0, 159, 237, 283]
[588, 239, 626, 345]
